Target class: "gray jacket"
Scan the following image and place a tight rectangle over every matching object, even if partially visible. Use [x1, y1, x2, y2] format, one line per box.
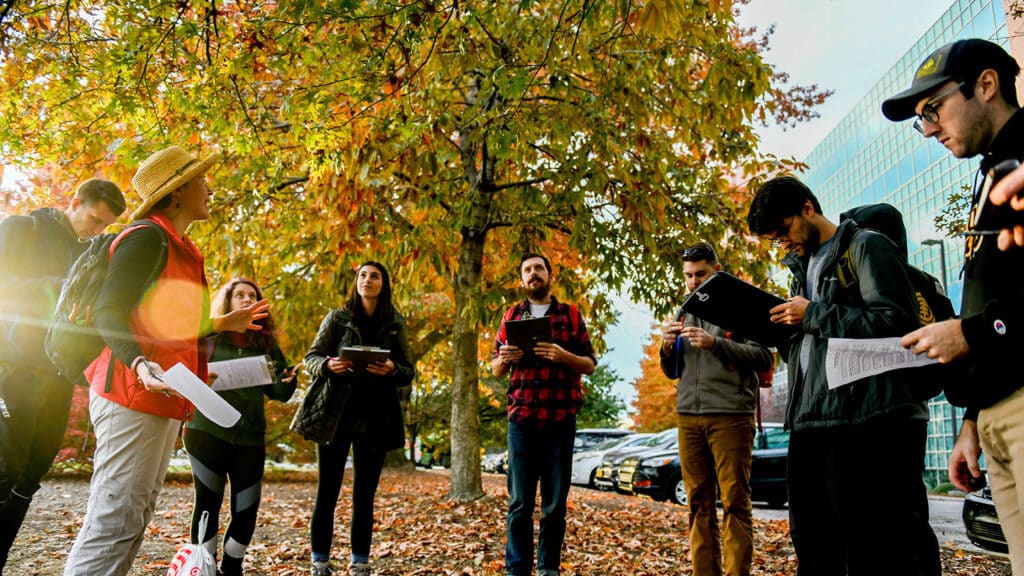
[659, 313, 773, 415]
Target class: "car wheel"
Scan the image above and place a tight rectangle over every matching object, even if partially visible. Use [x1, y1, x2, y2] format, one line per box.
[671, 475, 687, 505]
[588, 469, 598, 489]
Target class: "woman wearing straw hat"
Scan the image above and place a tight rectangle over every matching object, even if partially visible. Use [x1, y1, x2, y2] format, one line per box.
[63, 146, 269, 576]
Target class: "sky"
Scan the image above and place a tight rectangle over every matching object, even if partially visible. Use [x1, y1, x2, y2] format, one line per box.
[602, 0, 957, 407]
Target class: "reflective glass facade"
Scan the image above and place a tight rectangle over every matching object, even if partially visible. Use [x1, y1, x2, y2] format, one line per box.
[796, 0, 1014, 483]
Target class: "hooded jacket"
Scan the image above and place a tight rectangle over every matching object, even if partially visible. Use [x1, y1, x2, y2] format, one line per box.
[0, 208, 85, 366]
[780, 216, 928, 431]
[660, 313, 773, 415]
[957, 109, 1024, 413]
[294, 307, 414, 450]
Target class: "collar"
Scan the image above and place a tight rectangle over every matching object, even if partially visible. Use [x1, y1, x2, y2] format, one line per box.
[516, 294, 560, 314]
[981, 108, 1024, 172]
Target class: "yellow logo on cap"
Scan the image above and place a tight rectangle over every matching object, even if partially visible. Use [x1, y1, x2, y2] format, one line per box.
[916, 54, 942, 79]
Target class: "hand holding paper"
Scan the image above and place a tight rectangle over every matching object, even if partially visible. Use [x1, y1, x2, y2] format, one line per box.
[162, 363, 241, 428]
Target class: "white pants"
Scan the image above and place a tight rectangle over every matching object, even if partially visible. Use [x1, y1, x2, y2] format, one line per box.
[63, 391, 180, 576]
[978, 386, 1024, 576]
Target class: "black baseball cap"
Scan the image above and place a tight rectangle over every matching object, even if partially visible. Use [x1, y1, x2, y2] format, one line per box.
[882, 39, 1019, 121]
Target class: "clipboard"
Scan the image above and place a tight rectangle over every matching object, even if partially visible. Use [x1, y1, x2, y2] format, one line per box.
[339, 346, 390, 367]
[680, 271, 797, 347]
[504, 316, 552, 351]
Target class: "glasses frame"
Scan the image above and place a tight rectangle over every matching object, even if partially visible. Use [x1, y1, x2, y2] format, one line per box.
[912, 81, 965, 134]
[766, 216, 795, 245]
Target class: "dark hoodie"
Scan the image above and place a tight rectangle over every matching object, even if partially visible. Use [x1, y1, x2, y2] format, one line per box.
[0, 207, 85, 365]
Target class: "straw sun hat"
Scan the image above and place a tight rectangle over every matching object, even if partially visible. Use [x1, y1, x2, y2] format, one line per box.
[131, 146, 220, 220]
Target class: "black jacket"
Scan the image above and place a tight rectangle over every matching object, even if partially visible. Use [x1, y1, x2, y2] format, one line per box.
[959, 109, 1024, 413]
[780, 218, 928, 431]
[293, 307, 414, 449]
[0, 208, 86, 366]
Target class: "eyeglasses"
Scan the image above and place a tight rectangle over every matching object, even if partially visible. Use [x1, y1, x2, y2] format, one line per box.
[912, 82, 964, 134]
[766, 217, 795, 245]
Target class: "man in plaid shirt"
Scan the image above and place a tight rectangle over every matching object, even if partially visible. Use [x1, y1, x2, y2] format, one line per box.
[492, 252, 596, 576]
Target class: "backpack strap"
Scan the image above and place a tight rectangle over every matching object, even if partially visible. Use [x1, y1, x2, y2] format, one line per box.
[103, 220, 169, 393]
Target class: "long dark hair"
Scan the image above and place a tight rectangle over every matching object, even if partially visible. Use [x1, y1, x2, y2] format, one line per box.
[344, 261, 395, 321]
[212, 277, 278, 352]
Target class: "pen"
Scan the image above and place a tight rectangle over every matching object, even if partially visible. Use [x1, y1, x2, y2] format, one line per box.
[961, 230, 1002, 236]
[143, 359, 171, 397]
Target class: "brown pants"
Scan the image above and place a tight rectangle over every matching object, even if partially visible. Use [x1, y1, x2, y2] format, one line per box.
[678, 413, 755, 576]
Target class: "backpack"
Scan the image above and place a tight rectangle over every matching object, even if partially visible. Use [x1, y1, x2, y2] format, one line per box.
[45, 220, 168, 387]
[835, 204, 955, 401]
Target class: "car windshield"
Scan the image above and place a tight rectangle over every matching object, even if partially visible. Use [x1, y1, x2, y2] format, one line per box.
[637, 428, 675, 447]
[588, 436, 630, 452]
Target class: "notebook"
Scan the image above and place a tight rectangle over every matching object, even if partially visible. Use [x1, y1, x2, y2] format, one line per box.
[680, 271, 797, 347]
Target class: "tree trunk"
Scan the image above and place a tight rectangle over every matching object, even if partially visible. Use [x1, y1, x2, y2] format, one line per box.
[449, 227, 487, 501]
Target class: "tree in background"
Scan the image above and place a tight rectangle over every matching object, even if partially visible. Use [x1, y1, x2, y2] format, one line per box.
[577, 363, 628, 429]
[0, 0, 827, 500]
[630, 328, 677, 432]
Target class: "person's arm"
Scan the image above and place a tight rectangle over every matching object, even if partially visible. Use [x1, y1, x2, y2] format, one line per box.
[948, 418, 983, 492]
[711, 334, 774, 372]
[491, 314, 523, 377]
[533, 306, 596, 375]
[266, 345, 297, 402]
[378, 321, 415, 387]
[92, 226, 165, 367]
[990, 162, 1024, 250]
[659, 315, 684, 379]
[304, 311, 339, 380]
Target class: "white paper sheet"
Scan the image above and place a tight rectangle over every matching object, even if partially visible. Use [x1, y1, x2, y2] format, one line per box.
[825, 337, 939, 389]
[208, 355, 274, 391]
[163, 363, 241, 428]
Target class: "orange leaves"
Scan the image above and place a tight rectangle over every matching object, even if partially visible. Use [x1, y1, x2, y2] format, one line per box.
[630, 326, 677, 432]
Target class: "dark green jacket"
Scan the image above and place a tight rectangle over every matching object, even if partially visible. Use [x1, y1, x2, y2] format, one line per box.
[185, 334, 296, 446]
[780, 218, 928, 431]
[296, 308, 414, 450]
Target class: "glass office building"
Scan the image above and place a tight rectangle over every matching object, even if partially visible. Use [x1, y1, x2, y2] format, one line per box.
[794, 0, 1019, 484]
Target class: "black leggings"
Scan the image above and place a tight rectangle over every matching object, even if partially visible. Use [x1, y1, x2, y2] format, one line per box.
[311, 427, 386, 560]
[184, 428, 266, 560]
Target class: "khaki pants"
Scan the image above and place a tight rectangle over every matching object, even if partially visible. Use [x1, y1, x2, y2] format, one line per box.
[678, 413, 754, 576]
[63, 391, 180, 576]
[978, 387, 1024, 576]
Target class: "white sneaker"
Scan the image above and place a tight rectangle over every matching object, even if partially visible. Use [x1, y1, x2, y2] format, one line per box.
[349, 563, 371, 576]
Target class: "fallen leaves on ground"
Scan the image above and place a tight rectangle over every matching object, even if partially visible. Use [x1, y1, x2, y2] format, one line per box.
[7, 469, 1010, 575]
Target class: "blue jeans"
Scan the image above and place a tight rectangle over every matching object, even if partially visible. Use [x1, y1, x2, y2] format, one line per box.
[505, 418, 575, 576]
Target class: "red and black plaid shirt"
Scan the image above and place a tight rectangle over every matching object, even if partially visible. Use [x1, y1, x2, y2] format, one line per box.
[494, 296, 595, 425]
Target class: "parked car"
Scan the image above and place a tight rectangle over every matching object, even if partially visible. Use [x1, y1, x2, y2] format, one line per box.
[594, 428, 677, 491]
[964, 484, 1008, 553]
[482, 451, 507, 474]
[626, 423, 790, 507]
[571, 433, 653, 488]
[574, 428, 634, 453]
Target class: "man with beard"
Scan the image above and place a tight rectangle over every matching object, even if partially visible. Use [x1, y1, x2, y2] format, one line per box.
[747, 176, 939, 576]
[492, 252, 596, 576]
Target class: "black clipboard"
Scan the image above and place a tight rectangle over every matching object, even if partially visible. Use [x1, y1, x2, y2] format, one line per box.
[339, 346, 390, 367]
[680, 271, 797, 347]
[504, 316, 552, 351]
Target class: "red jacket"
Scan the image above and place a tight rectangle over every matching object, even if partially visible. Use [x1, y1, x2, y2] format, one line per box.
[87, 214, 209, 420]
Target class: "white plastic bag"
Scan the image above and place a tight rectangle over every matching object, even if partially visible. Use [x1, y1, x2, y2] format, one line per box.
[167, 510, 217, 576]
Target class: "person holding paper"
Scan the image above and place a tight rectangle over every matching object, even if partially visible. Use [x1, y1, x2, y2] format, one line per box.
[491, 252, 596, 576]
[747, 176, 939, 576]
[294, 261, 414, 576]
[184, 278, 296, 576]
[659, 242, 773, 576]
[885, 40, 1024, 573]
[63, 147, 269, 576]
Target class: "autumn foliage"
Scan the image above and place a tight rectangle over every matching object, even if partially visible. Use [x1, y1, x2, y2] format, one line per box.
[630, 327, 677, 432]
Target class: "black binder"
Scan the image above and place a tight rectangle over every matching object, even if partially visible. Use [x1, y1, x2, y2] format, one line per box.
[680, 271, 797, 347]
[504, 316, 552, 351]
